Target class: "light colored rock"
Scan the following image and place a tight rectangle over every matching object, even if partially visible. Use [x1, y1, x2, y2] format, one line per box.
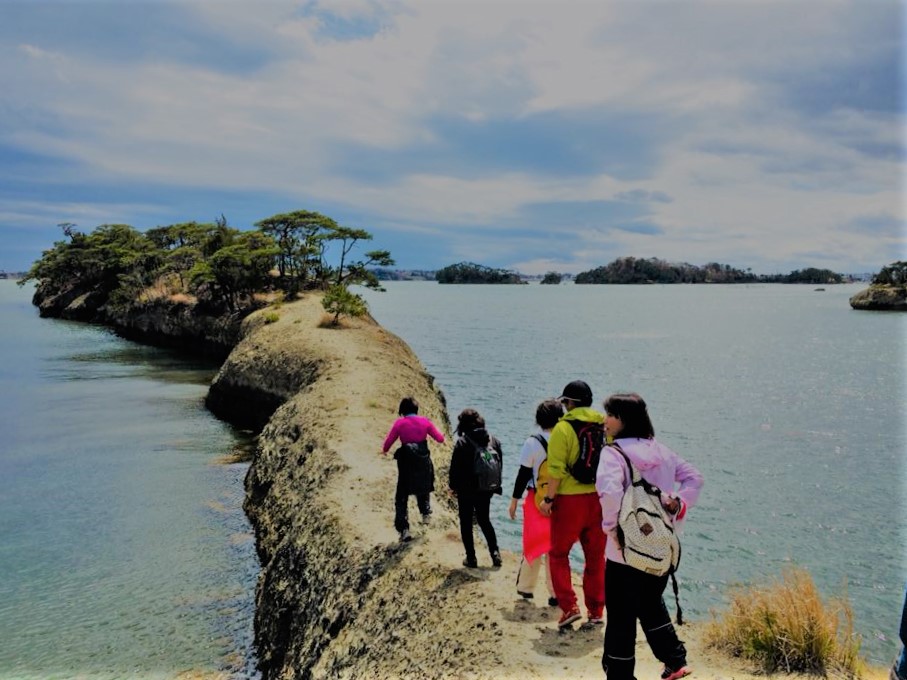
[850, 285, 907, 311]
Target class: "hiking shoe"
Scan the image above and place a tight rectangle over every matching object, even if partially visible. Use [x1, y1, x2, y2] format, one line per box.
[517, 591, 534, 600]
[420, 512, 432, 524]
[399, 529, 412, 543]
[661, 666, 692, 680]
[548, 597, 559, 607]
[557, 607, 582, 628]
[462, 557, 478, 568]
[491, 550, 503, 567]
[587, 614, 604, 625]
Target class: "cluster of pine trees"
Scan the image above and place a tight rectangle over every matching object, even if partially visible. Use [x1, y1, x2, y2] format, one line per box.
[574, 257, 842, 284]
[21, 211, 393, 321]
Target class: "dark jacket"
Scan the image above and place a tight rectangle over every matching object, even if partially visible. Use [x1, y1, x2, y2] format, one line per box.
[394, 441, 435, 495]
[448, 428, 503, 495]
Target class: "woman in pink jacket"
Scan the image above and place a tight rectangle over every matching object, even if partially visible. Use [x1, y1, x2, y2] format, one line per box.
[596, 393, 703, 680]
[382, 396, 445, 542]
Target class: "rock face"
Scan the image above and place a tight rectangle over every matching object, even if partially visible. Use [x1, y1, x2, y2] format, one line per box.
[32, 281, 244, 359]
[217, 296, 507, 679]
[849, 285, 907, 311]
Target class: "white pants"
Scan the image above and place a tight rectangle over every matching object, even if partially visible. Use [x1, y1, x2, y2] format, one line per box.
[516, 553, 555, 598]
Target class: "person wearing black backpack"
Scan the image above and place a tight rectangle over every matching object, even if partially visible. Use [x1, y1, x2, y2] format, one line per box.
[539, 380, 607, 629]
[448, 408, 503, 569]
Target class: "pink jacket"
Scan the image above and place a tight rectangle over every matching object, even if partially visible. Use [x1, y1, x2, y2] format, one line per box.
[596, 437, 703, 564]
[382, 415, 445, 452]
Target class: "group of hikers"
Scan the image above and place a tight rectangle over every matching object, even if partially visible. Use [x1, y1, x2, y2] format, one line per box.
[381, 380, 705, 680]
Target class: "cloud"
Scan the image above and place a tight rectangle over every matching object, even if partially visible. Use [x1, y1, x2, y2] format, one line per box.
[0, 0, 903, 274]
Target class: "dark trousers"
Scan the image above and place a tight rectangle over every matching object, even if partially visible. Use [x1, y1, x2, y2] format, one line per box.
[602, 560, 687, 679]
[394, 489, 431, 533]
[456, 491, 498, 561]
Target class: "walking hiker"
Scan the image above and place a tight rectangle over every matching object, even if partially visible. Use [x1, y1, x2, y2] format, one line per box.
[449, 408, 503, 569]
[596, 393, 703, 680]
[508, 399, 563, 605]
[540, 380, 607, 628]
[381, 396, 445, 543]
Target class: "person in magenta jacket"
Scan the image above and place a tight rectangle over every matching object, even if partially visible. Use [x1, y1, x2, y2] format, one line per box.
[382, 396, 445, 542]
[596, 392, 703, 680]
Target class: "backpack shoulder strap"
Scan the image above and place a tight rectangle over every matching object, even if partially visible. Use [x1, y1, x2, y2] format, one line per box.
[531, 433, 548, 451]
[608, 441, 639, 484]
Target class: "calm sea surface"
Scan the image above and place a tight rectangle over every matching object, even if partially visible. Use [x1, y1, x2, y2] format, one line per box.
[0, 281, 259, 679]
[361, 281, 906, 665]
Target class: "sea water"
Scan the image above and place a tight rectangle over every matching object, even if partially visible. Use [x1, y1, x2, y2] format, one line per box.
[0, 281, 259, 679]
[361, 281, 906, 665]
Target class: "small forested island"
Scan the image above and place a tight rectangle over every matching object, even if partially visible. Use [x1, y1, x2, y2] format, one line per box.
[18, 211, 394, 356]
[574, 257, 844, 284]
[849, 261, 907, 311]
[435, 261, 526, 284]
[540, 271, 562, 284]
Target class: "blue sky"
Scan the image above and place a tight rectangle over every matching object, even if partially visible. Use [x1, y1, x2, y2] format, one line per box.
[0, 0, 903, 275]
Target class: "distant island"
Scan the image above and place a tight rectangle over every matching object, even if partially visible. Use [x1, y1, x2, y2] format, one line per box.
[434, 261, 526, 284]
[372, 257, 850, 285]
[574, 257, 845, 284]
[849, 261, 907, 311]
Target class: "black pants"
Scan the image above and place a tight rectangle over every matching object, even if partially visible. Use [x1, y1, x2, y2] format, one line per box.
[394, 489, 431, 533]
[456, 490, 498, 561]
[602, 560, 687, 679]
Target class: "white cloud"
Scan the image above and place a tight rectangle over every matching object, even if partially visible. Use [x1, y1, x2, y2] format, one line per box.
[0, 0, 902, 273]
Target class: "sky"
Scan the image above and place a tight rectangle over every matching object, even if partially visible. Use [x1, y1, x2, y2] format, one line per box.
[0, 0, 904, 276]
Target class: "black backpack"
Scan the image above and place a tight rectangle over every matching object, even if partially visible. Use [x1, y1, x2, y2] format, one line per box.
[567, 420, 605, 484]
[469, 436, 502, 492]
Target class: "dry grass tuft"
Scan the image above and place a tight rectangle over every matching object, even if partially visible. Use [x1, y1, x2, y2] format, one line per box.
[704, 567, 864, 677]
[138, 274, 194, 304]
[318, 313, 343, 328]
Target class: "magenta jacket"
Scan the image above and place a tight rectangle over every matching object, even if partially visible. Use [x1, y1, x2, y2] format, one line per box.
[382, 414, 445, 453]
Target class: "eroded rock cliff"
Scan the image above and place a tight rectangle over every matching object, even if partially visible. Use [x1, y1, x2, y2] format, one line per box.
[849, 285, 907, 311]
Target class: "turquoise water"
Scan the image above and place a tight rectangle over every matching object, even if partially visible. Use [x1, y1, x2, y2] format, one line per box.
[361, 281, 906, 665]
[0, 281, 258, 679]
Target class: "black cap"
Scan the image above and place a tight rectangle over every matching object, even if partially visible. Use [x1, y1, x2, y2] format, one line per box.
[558, 380, 592, 406]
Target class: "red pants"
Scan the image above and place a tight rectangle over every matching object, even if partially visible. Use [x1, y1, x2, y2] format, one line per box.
[549, 492, 606, 616]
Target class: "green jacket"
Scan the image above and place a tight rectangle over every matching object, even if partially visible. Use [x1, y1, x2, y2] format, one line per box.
[546, 406, 605, 495]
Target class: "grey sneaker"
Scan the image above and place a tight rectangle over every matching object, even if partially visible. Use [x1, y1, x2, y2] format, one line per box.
[399, 529, 412, 543]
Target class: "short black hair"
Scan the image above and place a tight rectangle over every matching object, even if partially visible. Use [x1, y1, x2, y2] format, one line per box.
[603, 393, 655, 440]
[456, 408, 485, 434]
[398, 397, 419, 416]
[535, 399, 564, 430]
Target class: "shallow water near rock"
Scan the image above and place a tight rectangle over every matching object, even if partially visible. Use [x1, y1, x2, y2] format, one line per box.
[361, 280, 906, 665]
[0, 281, 258, 679]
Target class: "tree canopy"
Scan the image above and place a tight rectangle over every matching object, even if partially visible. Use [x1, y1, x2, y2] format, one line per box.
[21, 210, 394, 319]
[435, 262, 525, 284]
[574, 257, 842, 284]
[872, 261, 907, 286]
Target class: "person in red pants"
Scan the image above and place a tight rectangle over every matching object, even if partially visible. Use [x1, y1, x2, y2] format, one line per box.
[539, 380, 606, 628]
